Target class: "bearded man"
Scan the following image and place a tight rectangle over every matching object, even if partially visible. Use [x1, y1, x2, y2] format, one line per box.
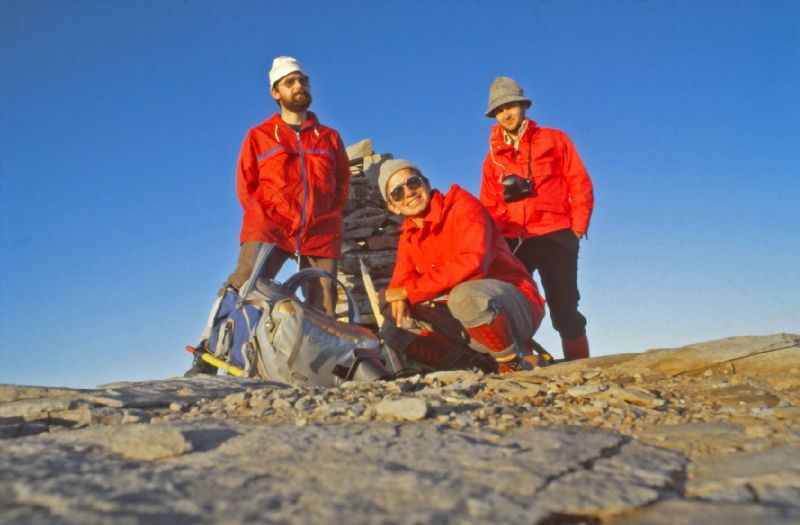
[185, 56, 350, 376]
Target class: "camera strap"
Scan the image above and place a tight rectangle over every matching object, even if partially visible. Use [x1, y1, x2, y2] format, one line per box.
[525, 125, 533, 184]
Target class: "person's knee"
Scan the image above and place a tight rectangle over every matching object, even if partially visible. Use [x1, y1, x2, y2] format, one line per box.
[447, 282, 495, 328]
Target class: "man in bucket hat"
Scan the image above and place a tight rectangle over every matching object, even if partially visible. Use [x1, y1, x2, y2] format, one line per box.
[185, 56, 350, 376]
[377, 159, 546, 374]
[480, 77, 594, 361]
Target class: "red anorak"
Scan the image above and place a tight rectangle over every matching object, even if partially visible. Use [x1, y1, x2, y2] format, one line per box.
[389, 185, 544, 311]
[480, 119, 593, 238]
[236, 112, 350, 257]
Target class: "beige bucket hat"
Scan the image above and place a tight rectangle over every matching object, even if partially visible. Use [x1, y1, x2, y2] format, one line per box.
[485, 76, 532, 117]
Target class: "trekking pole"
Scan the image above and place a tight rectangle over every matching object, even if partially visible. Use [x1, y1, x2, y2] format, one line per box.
[184, 345, 245, 377]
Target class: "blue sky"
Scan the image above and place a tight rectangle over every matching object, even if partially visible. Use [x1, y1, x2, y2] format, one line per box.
[1, 0, 798, 388]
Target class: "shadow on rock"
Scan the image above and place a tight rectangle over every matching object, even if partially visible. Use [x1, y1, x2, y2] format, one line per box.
[182, 427, 242, 452]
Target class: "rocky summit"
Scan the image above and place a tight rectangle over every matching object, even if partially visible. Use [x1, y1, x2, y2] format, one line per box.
[1, 334, 798, 525]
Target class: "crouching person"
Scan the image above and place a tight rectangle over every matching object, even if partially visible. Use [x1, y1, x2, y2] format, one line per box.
[378, 159, 546, 374]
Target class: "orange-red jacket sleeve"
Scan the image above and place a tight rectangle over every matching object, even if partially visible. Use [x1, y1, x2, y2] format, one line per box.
[332, 134, 350, 212]
[401, 192, 496, 304]
[236, 133, 259, 210]
[559, 132, 594, 235]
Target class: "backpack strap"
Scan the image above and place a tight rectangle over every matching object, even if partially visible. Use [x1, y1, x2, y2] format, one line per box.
[236, 243, 276, 308]
[282, 268, 361, 324]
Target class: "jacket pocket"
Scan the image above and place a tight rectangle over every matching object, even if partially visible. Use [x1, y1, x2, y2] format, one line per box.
[532, 156, 562, 179]
[531, 198, 568, 214]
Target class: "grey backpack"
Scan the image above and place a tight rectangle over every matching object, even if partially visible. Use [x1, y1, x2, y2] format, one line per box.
[204, 243, 388, 386]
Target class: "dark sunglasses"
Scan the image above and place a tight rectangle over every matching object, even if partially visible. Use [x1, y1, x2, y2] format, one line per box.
[389, 175, 424, 202]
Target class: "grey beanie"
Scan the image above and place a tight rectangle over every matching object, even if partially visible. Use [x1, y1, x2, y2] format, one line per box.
[377, 159, 420, 202]
[485, 76, 532, 117]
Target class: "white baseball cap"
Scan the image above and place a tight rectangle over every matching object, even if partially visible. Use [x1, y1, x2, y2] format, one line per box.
[269, 56, 307, 87]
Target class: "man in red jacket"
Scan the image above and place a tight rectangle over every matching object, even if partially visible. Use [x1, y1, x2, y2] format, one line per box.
[480, 77, 594, 361]
[379, 159, 546, 373]
[185, 56, 350, 376]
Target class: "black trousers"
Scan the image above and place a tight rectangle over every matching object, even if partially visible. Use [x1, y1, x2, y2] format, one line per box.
[508, 229, 587, 340]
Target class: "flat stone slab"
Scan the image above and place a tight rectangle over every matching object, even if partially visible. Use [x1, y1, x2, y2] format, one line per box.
[1, 334, 798, 524]
[612, 499, 800, 525]
[0, 421, 683, 525]
[345, 138, 372, 161]
[687, 445, 800, 504]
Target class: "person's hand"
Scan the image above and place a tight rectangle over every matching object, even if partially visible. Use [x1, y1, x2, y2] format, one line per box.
[573, 230, 583, 240]
[384, 287, 410, 326]
[391, 300, 410, 327]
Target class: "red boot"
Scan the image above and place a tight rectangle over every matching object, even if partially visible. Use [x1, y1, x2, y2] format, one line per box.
[562, 335, 590, 361]
[465, 312, 530, 373]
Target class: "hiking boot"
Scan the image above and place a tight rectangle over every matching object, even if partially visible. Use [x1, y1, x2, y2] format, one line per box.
[521, 353, 550, 368]
[496, 354, 533, 374]
[184, 342, 218, 377]
[442, 345, 498, 374]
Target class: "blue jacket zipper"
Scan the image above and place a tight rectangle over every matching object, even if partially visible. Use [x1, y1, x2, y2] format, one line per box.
[295, 130, 308, 266]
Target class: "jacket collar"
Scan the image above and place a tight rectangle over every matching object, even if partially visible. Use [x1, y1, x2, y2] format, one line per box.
[489, 118, 537, 153]
[268, 112, 321, 143]
[268, 111, 320, 130]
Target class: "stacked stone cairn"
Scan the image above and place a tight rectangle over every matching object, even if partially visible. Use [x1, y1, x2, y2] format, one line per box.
[336, 139, 403, 327]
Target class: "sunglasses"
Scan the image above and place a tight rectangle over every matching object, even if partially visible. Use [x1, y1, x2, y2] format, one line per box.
[389, 175, 424, 202]
[279, 75, 309, 88]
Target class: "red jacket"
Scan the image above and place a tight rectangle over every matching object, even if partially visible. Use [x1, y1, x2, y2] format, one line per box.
[480, 119, 593, 238]
[236, 112, 350, 257]
[389, 185, 544, 311]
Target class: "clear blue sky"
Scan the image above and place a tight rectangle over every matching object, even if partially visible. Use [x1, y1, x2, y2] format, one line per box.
[1, 1, 798, 389]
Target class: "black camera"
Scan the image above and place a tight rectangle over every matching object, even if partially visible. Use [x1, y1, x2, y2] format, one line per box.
[502, 174, 534, 203]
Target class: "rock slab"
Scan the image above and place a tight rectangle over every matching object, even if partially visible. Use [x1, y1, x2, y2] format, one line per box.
[0, 334, 798, 524]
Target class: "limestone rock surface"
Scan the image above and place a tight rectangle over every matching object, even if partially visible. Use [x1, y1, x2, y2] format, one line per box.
[1, 334, 798, 524]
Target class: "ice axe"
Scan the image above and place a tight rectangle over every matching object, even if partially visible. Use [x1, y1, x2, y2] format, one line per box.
[358, 256, 403, 374]
[184, 345, 245, 377]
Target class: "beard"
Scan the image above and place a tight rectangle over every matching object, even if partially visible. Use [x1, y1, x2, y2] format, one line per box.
[500, 117, 522, 134]
[281, 90, 312, 112]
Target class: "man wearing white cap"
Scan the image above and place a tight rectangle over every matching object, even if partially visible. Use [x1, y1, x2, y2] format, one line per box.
[377, 159, 546, 374]
[480, 76, 594, 361]
[185, 56, 350, 376]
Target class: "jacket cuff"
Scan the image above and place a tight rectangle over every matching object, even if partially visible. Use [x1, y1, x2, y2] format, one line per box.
[404, 281, 428, 305]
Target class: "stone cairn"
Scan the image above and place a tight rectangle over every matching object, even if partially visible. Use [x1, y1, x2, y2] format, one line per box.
[336, 139, 402, 327]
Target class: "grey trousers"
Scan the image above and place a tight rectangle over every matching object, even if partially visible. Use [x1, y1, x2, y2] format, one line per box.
[221, 241, 338, 316]
[447, 279, 540, 354]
